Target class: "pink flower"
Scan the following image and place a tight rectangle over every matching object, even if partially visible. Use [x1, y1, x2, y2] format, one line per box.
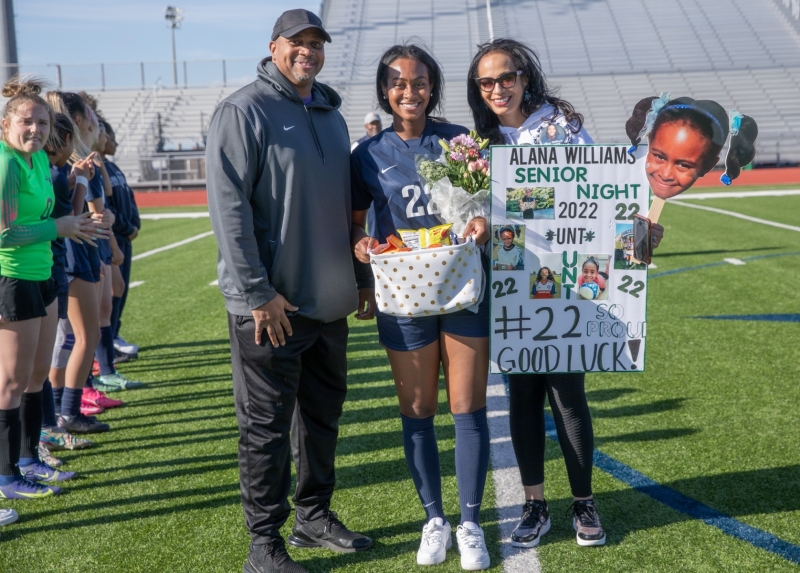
[450, 151, 466, 162]
[468, 158, 489, 174]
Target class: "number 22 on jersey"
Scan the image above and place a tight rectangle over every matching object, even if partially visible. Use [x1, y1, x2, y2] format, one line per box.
[402, 184, 440, 218]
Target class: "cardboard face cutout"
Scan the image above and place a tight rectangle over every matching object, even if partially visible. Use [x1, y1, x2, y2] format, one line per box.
[625, 94, 758, 223]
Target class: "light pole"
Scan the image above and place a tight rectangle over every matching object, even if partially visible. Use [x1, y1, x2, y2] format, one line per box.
[164, 6, 183, 88]
[0, 0, 19, 84]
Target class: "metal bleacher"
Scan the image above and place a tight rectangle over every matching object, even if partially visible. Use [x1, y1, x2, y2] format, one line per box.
[2, 0, 797, 185]
[319, 0, 800, 165]
[94, 85, 238, 185]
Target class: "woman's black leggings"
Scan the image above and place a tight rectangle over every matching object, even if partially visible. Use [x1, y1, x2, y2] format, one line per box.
[508, 373, 594, 498]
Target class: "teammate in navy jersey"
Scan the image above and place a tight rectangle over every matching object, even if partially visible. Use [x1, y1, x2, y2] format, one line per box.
[102, 122, 140, 356]
[84, 119, 141, 392]
[351, 44, 492, 570]
[45, 90, 113, 433]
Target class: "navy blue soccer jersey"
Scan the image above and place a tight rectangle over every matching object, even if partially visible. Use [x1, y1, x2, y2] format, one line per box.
[105, 160, 137, 238]
[86, 169, 105, 203]
[351, 119, 469, 242]
[50, 164, 74, 258]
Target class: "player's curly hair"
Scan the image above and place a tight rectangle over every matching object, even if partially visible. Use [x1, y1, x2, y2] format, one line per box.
[1, 75, 56, 148]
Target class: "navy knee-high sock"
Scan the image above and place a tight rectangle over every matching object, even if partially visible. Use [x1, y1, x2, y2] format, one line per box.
[95, 325, 115, 376]
[52, 386, 64, 415]
[110, 296, 122, 339]
[401, 414, 445, 522]
[454, 407, 490, 525]
[19, 391, 43, 465]
[62, 387, 83, 418]
[0, 408, 21, 481]
[42, 380, 58, 428]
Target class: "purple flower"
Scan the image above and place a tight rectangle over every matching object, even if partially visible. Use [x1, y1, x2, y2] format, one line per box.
[449, 151, 466, 162]
[450, 134, 478, 149]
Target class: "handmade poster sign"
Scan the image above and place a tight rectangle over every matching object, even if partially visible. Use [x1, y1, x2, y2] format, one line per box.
[489, 144, 649, 374]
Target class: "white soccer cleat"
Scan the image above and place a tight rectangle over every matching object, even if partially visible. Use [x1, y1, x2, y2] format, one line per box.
[113, 336, 139, 356]
[456, 523, 490, 571]
[0, 508, 19, 526]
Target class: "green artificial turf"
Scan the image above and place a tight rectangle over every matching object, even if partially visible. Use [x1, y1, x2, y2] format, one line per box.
[1, 197, 799, 572]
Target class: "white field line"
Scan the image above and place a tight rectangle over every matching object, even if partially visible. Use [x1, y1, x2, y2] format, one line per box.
[129, 281, 145, 289]
[724, 258, 746, 266]
[209, 279, 219, 286]
[131, 231, 215, 261]
[670, 201, 800, 233]
[487, 374, 543, 573]
[140, 212, 210, 220]
[677, 189, 800, 200]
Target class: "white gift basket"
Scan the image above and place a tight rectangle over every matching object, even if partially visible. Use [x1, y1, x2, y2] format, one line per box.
[371, 238, 484, 317]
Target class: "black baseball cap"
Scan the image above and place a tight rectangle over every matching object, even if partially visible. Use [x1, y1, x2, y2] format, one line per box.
[271, 9, 332, 43]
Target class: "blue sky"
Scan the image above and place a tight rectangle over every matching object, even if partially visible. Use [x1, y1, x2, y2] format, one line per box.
[15, 0, 314, 63]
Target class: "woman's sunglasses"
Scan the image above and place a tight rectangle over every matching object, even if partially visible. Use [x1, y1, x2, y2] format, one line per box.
[475, 70, 523, 92]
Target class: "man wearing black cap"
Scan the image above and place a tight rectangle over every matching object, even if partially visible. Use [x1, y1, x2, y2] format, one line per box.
[206, 9, 374, 573]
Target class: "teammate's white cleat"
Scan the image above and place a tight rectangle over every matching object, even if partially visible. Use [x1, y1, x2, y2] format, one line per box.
[113, 336, 139, 356]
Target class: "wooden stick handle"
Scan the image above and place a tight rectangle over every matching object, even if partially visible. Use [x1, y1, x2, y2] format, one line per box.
[646, 196, 666, 224]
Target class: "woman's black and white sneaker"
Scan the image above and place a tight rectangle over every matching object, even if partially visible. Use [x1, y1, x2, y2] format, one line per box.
[417, 517, 452, 565]
[455, 523, 490, 570]
[568, 499, 606, 546]
[511, 499, 550, 548]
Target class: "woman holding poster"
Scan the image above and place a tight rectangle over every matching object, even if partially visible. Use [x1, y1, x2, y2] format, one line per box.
[467, 39, 607, 549]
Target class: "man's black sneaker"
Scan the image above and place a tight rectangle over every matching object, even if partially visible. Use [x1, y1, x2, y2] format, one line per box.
[568, 499, 606, 546]
[58, 414, 110, 434]
[511, 499, 551, 548]
[243, 539, 307, 573]
[287, 510, 373, 553]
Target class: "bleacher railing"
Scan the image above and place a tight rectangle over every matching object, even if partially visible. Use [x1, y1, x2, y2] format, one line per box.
[137, 152, 206, 190]
[0, 58, 257, 90]
[115, 81, 163, 160]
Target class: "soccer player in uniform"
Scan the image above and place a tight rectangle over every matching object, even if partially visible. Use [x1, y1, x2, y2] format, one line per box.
[351, 45, 492, 570]
[0, 78, 104, 500]
[84, 117, 142, 393]
[531, 267, 556, 299]
[46, 90, 114, 433]
[102, 122, 140, 358]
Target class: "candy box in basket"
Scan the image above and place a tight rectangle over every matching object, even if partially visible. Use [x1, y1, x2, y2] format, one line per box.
[370, 239, 484, 317]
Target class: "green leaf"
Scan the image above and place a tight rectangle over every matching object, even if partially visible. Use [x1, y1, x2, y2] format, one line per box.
[439, 140, 450, 152]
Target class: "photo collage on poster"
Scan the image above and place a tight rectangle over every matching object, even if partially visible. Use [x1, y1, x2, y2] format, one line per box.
[489, 145, 650, 374]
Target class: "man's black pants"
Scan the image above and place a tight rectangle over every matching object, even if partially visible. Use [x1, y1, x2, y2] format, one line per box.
[227, 312, 348, 544]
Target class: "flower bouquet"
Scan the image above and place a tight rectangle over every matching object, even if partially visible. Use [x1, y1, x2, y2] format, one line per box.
[417, 131, 492, 235]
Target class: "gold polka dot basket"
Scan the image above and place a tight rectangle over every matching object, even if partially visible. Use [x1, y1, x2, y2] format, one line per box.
[369, 237, 484, 317]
